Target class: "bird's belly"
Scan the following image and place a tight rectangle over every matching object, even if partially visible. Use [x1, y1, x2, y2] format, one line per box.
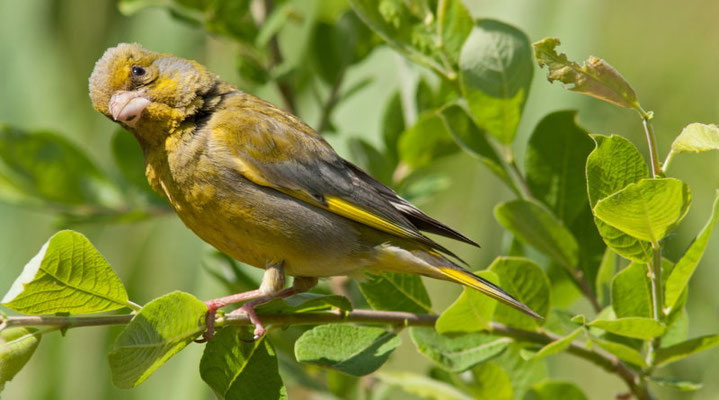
[167, 174, 373, 277]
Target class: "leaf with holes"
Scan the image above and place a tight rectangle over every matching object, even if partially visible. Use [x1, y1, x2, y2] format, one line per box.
[534, 38, 638, 109]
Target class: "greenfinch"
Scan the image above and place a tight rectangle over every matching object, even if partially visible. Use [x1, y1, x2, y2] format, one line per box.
[89, 43, 540, 340]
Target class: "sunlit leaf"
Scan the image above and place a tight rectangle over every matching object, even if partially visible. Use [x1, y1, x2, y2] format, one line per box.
[590, 337, 646, 368]
[588, 317, 665, 340]
[0, 328, 41, 392]
[436, 270, 498, 334]
[612, 262, 652, 318]
[534, 38, 639, 109]
[2, 230, 131, 315]
[671, 123, 719, 154]
[586, 134, 651, 261]
[594, 178, 691, 244]
[665, 192, 719, 311]
[649, 376, 702, 391]
[654, 334, 719, 367]
[533, 328, 583, 360]
[108, 291, 207, 388]
[488, 257, 551, 329]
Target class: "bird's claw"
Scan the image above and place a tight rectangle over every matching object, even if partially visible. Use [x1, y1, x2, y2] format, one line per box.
[230, 303, 266, 341]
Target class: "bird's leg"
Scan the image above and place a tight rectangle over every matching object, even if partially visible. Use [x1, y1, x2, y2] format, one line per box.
[198, 262, 286, 343]
[230, 275, 319, 340]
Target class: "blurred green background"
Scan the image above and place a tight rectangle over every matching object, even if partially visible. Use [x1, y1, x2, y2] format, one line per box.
[1, 0, 717, 399]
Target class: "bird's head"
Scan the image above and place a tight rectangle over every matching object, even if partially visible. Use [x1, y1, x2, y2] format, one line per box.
[89, 43, 218, 144]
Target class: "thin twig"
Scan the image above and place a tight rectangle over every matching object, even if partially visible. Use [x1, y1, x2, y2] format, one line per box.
[4, 309, 646, 399]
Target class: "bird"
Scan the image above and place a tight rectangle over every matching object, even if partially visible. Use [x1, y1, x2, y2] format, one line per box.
[89, 43, 541, 341]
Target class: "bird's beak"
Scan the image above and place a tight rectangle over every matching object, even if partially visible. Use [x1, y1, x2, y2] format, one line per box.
[109, 91, 151, 126]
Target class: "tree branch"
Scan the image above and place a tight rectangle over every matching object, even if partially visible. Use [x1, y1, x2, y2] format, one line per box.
[4, 309, 648, 398]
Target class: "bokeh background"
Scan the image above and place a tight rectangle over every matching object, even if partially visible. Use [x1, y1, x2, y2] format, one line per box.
[1, 0, 718, 399]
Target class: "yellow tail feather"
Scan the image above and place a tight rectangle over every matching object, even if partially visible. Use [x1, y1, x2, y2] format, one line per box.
[436, 266, 543, 320]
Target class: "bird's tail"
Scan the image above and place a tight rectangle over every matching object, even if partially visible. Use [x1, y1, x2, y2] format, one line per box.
[434, 264, 543, 320]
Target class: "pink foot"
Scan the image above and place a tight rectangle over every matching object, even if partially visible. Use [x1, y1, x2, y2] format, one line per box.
[230, 302, 266, 340]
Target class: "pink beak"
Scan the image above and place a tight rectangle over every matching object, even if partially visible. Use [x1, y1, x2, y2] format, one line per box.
[109, 91, 151, 125]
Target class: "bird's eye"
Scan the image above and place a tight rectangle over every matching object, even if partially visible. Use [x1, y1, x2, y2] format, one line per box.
[131, 66, 146, 77]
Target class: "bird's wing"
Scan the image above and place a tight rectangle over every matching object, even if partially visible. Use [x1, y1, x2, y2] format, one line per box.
[212, 94, 477, 256]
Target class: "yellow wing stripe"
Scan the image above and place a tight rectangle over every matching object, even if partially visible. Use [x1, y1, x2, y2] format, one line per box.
[325, 196, 424, 241]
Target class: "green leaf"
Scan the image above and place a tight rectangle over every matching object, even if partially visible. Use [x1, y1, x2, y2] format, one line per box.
[525, 111, 594, 224]
[255, 293, 352, 314]
[588, 317, 665, 340]
[437, 0, 472, 65]
[533, 328, 583, 360]
[649, 376, 702, 391]
[0, 125, 119, 206]
[349, 138, 394, 184]
[108, 291, 207, 388]
[665, 192, 719, 311]
[589, 337, 646, 368]
[439, 103, 516, 193]
[459, 20, 533, 143]
[382, 91, 406, 163]
[0, 327, 41, 392]
[465, 362, 514, 400]
[662, 308, 689, 347]
[612, 262, 652, 318]
[595, 248, 617, 306]
[376, 371, 473, 400]
[493, 344, 547, 399]
[311, 12, 374, 84]
[594, 178, 691, 244]
[526, 381, 588, 400]
[436, 270, 498, 334]
[359, 271, 432, 314]
[349, 0, 445, 73]
[410, 327, 510, 372]
[200, 326, 286, 400]
[654, 334, 719, 367]
[494, 200, 578, 269]
[295, 325, 400, 376]
[2, 230, 131, 314]
[533, 38, 639, 109]
[671, 123, 719, 154]
[488, 257, 551, 329]
[586, 134, 651, 262]
[399, 112, 459, 168]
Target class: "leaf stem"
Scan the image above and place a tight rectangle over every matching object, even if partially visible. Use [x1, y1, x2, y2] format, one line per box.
[637, 107, 661, 178]
[3, 309, 649, 398]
